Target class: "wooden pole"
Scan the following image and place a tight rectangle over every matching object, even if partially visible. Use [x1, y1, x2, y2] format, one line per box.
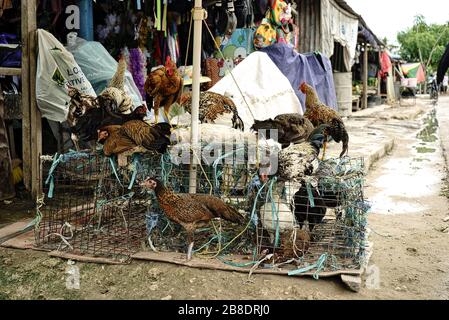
[362, 43, 369, 109]
[21, 0, 40, 198]
[21, 1, 32, 192]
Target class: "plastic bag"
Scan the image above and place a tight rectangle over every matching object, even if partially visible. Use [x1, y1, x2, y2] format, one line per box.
[67, 36, 143, 108]
[36, 29, 96, 122]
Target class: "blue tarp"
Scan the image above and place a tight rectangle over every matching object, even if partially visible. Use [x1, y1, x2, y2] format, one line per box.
[261, 43, 338, 112]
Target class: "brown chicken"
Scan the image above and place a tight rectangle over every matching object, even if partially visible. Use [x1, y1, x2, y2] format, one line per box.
[144, 57, 183, 123]
[251, 113, 314, 148]
[179, 91, 244, 131]
[300, 82, 349, 158]
[97, 120, 172, 156]
[140, 178, 245, 260]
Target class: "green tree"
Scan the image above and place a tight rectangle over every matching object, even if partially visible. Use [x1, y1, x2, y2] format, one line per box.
[397, 15, 449, 73]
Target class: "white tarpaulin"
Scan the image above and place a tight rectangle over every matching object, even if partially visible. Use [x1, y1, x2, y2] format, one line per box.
[321, 0, 359, 71]
[209, 51, 303, 131]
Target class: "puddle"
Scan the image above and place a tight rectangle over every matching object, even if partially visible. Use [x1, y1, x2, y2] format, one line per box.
[417, 109, 438, 143]
[368, 109, 444, 215]
[415, 147, 436, 153]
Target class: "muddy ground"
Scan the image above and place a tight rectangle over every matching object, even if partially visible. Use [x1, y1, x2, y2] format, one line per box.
[1, 98, 449, 300]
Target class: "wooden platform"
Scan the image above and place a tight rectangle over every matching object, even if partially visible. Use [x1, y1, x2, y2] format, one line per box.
[0, 220, 373, 292]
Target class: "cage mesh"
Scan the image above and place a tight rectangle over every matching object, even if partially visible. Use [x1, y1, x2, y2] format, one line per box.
[35, 148, 369, 275]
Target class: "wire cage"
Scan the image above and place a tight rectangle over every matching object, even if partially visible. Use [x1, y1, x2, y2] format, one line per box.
[35, 152, 148, 261]
[35, 146, 369, 276]
[252, 157, 369, 274]
[35, 143, 259, 261]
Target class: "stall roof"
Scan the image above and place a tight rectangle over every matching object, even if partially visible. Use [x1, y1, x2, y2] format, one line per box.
[333, 0, 384, 48]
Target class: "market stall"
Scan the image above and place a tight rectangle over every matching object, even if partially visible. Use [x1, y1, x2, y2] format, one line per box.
[0, 1, 372, 289]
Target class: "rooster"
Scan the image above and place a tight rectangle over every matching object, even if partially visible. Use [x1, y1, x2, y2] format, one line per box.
[97, 120, 172, 156]
[144, 57, 183, 124]
[140, 178, 245, 260]
[251, 113, 314, 148]
[300, 82, 349, 158]
[179, 91, 244, 131]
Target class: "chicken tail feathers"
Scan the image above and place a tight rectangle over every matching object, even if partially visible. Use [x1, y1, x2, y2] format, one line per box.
[328, 119, 349, 158]
[339, 130, 349, 158]
[232, 113, 245, 131]
[109, 58, 127, 90]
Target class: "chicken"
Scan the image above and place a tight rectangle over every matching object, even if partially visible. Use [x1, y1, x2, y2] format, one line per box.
[71, 105, 148, 145]
[97, 120, 172, 156]
[277, 125, 329, 182]
[300, 82, 349, 158]
[293, 184, 327, 232]
[259, 191, 295, 245]
[98, 57, 134, 114]
[66, 86, 99, 128]
[251, 113, 314, 148]
[140, 178, 245, 260]
[280, 227, 311, 258]
[66, 58, 137, 150]
[179, 91, 244, 131]
[144, 57, 183, 123]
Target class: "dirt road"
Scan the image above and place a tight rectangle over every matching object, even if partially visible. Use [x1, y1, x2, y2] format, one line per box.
[1, 98, 449, 300]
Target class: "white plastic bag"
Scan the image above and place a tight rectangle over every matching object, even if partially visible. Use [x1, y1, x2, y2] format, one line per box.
[36, 29, 96, 122]
[67, 36, 143, 108]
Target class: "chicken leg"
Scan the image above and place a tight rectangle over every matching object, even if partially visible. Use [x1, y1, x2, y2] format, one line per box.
[153, 96, 163, 124]
[321, 141, 327, 161]
[186, 230, 195, 261]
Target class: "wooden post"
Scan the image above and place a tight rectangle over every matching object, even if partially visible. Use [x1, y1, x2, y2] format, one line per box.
[361, 43, 369, 109]
[21, 0, 41, 198]
[21, 1, 32, 192]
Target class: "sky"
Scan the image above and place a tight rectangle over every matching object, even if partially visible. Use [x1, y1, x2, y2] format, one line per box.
[345, 0, 449, 44]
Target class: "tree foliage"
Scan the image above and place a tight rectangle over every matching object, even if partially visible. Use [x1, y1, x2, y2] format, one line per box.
[397, 15, 449, 72]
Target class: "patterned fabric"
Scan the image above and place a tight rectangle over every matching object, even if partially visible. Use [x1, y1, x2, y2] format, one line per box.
[254, 19, 277, 50]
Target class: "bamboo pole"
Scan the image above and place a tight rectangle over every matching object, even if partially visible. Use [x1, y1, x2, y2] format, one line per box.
[189, 0, 205, 194]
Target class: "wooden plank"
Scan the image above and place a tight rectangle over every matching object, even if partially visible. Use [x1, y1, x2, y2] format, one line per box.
[0, 219, 34, 245]
[21, 1, 32, 192]
[48, 251, 128, 265]
[132, 251, 363, 278]
[0, 67, 22, 76]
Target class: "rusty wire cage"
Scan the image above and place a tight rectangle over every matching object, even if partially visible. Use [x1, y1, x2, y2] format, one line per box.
[35, 146, 369, 275]
[35, 143, 260, 261]
[252, 157, 369, 275]
[35, 152, 149, 261]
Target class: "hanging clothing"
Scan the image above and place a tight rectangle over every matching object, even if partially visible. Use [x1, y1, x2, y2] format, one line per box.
[380, 51, 392, 78]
